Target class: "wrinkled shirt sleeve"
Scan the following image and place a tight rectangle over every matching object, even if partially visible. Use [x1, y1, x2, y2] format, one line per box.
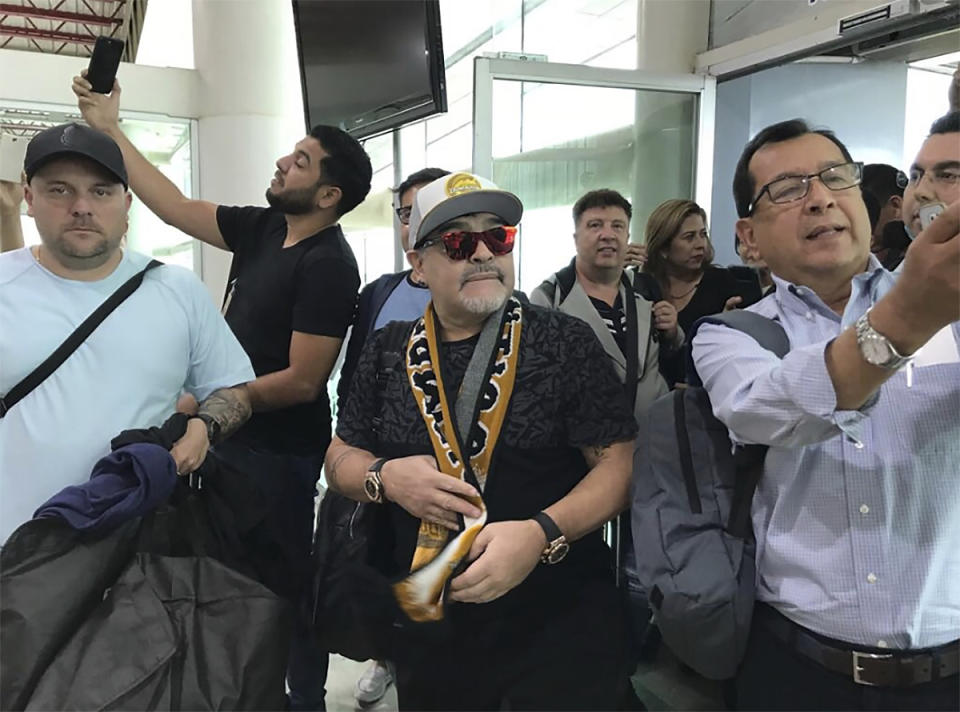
[692, 323, 875, 447]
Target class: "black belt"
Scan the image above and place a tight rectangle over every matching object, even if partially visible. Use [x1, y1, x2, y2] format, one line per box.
[755, 604, 959, 687]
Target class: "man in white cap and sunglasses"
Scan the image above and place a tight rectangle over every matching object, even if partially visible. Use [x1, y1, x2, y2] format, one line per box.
[324, 172, 638, 710]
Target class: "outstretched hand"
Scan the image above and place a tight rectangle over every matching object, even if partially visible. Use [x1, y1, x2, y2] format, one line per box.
[72, 71, 122, 134]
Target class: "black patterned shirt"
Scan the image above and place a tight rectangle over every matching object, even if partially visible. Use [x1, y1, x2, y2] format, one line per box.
[336, 304, 637, 616]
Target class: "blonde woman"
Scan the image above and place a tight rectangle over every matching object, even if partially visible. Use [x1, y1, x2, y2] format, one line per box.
[640, 199, 743, 336]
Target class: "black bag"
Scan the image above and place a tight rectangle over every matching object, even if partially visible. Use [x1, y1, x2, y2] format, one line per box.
[308, 320, 411, 661]
[2, 476, 291, 710]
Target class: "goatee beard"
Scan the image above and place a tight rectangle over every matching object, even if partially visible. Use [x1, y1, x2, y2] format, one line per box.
[265, 186, 316, 215]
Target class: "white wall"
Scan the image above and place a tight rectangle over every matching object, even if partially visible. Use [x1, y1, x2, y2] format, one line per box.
[0, 48, 199, 117]
[710, 60, 909, 267]
[190, 0, 306, 302]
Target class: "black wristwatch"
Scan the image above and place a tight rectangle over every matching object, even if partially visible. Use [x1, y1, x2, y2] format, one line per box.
[532, 511, 569, 565]
[364, 457, 390, 504]
[192, 414, 221, 447]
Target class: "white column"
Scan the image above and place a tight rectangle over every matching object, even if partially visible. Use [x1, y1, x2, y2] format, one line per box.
[191, 0, 305, 301]
[630, 0, 711, 235]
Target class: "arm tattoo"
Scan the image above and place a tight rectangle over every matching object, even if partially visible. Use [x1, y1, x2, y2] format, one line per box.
[197, 385, 252, 441]
[582, 443, 612, 468]
[327, 449, 354, 491]
[591, 445, 609, 461]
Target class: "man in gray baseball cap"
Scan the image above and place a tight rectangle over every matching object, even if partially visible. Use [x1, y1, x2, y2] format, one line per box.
[24, 122, 128, 188]
[324, 172, 638, 709]
[0, 121, 255, 546]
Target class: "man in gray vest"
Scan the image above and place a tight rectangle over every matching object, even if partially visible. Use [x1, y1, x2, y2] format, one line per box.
[530, 188, 682, 421]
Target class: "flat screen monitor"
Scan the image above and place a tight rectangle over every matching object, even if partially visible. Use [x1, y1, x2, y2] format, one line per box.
[292, 0, 447, 140]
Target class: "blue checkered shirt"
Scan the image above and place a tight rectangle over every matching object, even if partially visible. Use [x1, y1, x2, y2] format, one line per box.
[692, 256, 960, 649]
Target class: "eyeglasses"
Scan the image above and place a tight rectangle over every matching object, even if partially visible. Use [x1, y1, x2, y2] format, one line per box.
[395, 205, 412, 225]
[906, 165, 960, 188]
[748, 161, 863, 215]
[415, 225, 517, 260]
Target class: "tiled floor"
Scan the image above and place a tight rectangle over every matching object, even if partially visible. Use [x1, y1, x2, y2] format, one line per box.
[321, 646, 722, 712]
[326, 655, 398, 712]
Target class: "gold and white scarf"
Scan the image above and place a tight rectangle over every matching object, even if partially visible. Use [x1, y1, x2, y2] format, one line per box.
[392, 297, 523, 622]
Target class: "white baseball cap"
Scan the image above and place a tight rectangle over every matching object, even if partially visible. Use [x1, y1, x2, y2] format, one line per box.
[408, 172, 523, 247]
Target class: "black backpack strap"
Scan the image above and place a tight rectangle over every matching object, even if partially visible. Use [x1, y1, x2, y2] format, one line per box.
[555, 259, 578, 303]
[727, 444, 765, 538]
[620, 271, 640, 409]
[685, 310, 790, 387]
[0, 259, 162, 418]
[371, 320, 414, 443]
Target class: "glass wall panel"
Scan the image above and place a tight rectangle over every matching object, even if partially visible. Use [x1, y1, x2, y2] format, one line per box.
[340, 132, 396, 286]
[122, 117, 194, 269]
[397, 0, 638, 193]
[489, 81, 696, 290]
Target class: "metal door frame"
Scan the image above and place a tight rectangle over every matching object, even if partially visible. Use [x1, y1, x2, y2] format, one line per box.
[472, 57, 717, 212]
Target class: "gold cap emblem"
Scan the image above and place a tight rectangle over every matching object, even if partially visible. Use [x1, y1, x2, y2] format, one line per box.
[445, 173, 483, 197]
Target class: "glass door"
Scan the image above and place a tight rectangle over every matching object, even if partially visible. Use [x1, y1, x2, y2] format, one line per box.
[472, 57, 715, 291]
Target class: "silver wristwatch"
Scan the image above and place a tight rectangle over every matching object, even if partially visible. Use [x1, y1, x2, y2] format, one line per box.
[855, 308, 912, 370]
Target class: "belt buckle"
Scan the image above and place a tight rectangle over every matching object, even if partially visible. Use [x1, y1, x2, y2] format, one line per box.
[852, 651, 893, 686]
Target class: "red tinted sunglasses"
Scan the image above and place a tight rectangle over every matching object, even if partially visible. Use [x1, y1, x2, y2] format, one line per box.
[416, 225, 517, 260]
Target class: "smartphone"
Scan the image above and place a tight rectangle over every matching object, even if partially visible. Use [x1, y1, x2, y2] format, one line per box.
[0, 133, 28, 182]
[86, 36, 124, 94]
[919, 202, 945, 231]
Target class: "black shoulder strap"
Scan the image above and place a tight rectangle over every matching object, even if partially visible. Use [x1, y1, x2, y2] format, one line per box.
[555, 259, 578, 304]
[0, 260, 162, 418]
[620, 272, 640, 409]
[685, 310, 790, 387]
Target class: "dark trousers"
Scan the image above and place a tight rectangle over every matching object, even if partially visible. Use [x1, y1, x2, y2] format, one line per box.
[737, 606, 959, 711]
[214, 439, 329, 711]
[394, 578, 632, 711]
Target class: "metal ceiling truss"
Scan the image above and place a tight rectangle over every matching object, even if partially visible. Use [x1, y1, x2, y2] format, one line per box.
[0, 0, 147, 60]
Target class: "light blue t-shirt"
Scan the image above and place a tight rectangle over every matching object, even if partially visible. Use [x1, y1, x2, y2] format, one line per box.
[373, 274, 431, 331]
[0, 248, 254, 543]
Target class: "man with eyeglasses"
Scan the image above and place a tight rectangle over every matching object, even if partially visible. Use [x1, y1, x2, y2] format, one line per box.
[324, 172, 638, 710]
[690, 118, 959, 711]
[74, 78, 372, 711]
[903, 112, 959, 243]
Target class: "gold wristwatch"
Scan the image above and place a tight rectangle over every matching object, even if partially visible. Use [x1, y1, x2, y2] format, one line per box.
[363, 457, 389, 504]
[533, 511, 569, 564]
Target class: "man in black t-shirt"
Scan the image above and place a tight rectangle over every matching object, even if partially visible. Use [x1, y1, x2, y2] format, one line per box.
[325, 173, 638, 711]
[75, 77, 371, 711]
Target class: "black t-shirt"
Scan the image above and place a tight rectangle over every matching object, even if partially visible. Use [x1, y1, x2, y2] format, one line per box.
[677, 265, 741, 335]
[336, 304, 637, 618]
[218, 205, 360, 454]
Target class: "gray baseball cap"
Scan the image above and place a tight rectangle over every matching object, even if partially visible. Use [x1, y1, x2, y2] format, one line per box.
[24, 123, 128, 187]
[409, 172, 523, 247]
